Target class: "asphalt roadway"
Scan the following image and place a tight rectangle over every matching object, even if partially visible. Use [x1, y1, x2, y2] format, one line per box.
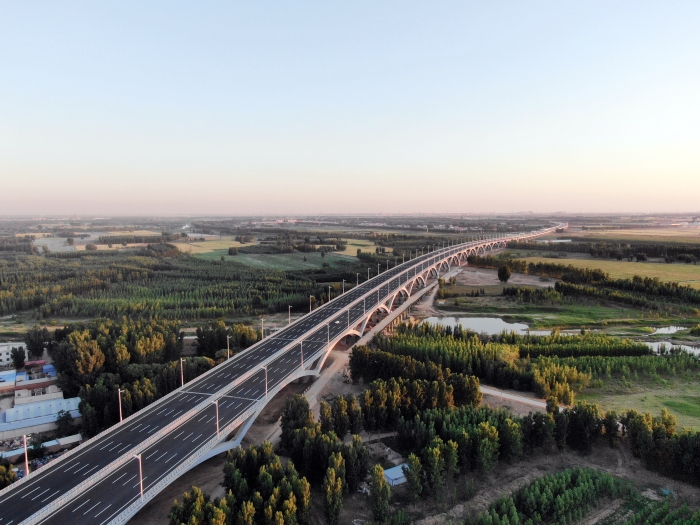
[0, 230, 556, 525]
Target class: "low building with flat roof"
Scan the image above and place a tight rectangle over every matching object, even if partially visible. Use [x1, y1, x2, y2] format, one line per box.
[383, 464, 408, 487]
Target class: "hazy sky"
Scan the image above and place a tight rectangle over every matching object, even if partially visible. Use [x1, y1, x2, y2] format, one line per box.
[2, 2, 699, 216]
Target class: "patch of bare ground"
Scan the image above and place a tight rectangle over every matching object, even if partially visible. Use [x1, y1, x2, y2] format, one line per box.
[408, 285, 441, 318]
[480, 391, 544, 417]
[455, 266, 554, 288]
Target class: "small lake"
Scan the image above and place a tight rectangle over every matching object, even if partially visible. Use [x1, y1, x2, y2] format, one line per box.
[422, 316, 561, 336]
[652, 326, 686, 335]
[645, 341, 700, 356]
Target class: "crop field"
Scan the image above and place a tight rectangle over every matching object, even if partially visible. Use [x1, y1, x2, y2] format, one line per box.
[518, 256, 700, 289]
[194, 250, 349, 270]
[567, 227, 700, 244]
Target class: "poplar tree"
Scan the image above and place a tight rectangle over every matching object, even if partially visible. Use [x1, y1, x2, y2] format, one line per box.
[322, 467, 343, 525]
[371, 465, 391, 523]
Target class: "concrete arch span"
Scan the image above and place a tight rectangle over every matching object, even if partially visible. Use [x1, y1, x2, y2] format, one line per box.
[388, 287, 410, 310]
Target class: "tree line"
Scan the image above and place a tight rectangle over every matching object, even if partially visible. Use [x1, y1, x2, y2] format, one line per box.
[468, 255, 700, 308]
[363, 322, 699, 405]
[507, 239, 700, 261]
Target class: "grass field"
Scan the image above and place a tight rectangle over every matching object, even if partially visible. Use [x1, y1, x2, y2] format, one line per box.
[518, 256, 700, 289]
[194, 250, 349, 270]
[174, 238, 251, 254]
[566, 227, 700, 244]
[337, 239, 376, 256]
[579, 376, 700, 430]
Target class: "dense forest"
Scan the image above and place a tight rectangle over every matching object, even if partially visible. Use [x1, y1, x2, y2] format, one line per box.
[0, 250, 363, 320]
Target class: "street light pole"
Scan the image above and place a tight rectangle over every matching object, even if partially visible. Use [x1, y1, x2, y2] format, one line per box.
[180, 358, 184, 386]
[328, 285, 331, 302]
[213, 400, 220, 437]
[118, 388, 123, 422]
[288, 306, 292, 325]
[342, 279, 345, 294]
[261, 318, 265, 339]
[226, 335, 230, 360]
[356, 273, 359, 286]
[262, 366, 268, 398]
[23, 435, 29, 476]
[134, 454, 144, 502]
[367, 268, 370, 280]
[377, 263, 380, 275]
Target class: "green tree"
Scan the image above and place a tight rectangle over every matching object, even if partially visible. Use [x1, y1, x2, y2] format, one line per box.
[322, 467, 343, 525]
[603, 411, 619, 447]
[498, 265, 512, 283]
[196, 319, 229, 358]
[345, 435, 369, 492]
[320, 402, 334, 433]
[424, 440, 445, 494]
[403, 453, 423, 501]
[238, 500, 255, 525]
[55, 410, 74, 438]
[328, 452, 346, 493]
[0, 464, 18, 489]
[169, 486, 210, 525]
[371, 464, 391, 523]
[443, 439, 459, 479]
[25, 326, 50, 360]
[280, 395, 313, 451]
[476, 422, 499, 473]
[10, 347, 25, 369]
[566, 402, 602, 453]
[347, 396, 363, 435]
[80, 402, 100, 438]
[332, 396, 350, 438]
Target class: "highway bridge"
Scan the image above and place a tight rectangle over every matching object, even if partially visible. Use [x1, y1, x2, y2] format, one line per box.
[0, 224, 565, 525]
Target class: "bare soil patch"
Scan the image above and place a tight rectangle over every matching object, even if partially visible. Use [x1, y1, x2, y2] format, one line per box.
[455, 266, 554, 288]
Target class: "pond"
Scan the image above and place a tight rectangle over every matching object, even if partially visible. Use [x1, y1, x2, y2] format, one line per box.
[652, 326, 686, 335]
[645, 341, 700, 356]
[422, 316, 566, 336]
